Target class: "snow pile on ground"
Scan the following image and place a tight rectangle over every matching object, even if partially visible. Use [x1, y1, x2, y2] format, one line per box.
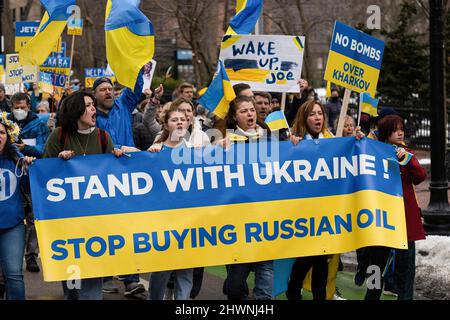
[415, 236, 450, 300]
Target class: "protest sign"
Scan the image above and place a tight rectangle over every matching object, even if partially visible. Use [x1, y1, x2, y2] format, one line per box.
[324, 21, 385, 97]
[67, 19, 83, 36]
[5, 54, 39, 84]
[29, 138, 407, 281]
[0, 54, 5, 78]
[15, 21, 62, 55]
[219, 35, 305, 92]
[143, 59, 157, 90]
[39, 71, 67, 94]
[85, 68, 116, 88]
[40, 57, 71, 76]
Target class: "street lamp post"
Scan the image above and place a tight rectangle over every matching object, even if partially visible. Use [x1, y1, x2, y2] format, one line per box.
[422, 0, 450, 235]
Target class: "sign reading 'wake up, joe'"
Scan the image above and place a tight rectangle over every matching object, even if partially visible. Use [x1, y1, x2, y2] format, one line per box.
[324, 21, 385, 97]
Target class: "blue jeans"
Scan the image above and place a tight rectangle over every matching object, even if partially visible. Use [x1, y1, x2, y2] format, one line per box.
[225, 260, 273, 300]
[62, 277, 103, 300]
[395, 241, 416, 300]
[0, 223, 26, 300]
[149, 269, 193, 300]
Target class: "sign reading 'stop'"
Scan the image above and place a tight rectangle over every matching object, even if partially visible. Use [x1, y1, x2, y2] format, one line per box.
[324, 21, 385, 96]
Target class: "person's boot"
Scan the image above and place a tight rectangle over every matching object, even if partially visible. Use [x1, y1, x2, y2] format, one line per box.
[26, 256, 40, 273]
[124, 282, 145, 297]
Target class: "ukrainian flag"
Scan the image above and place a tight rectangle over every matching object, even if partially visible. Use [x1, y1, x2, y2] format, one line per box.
[265, 110, 289, 131]
[198, 60, 236, 119]
[19, 0, 75, 66]
[105, 0, 154, 89]
[226, 0, 264, 35]
[360, 92, 379, 117]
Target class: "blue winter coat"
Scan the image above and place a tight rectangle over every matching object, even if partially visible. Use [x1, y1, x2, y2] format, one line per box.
[9, 112, 50, 158]
[0, 151, 28, 229]
[96, 71, 143, 148]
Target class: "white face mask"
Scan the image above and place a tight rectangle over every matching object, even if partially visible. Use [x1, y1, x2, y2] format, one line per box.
[13, 109, 28, 121]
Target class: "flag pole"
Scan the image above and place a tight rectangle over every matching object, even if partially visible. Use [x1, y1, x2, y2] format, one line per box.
[68, 34, 75, 85]
[335, 88, 351, 137]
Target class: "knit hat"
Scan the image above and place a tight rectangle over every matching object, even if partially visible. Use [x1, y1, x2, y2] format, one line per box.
[93, 77, 113, 91]
[376, 106, 398, 123]
[0, 83, 5, 92]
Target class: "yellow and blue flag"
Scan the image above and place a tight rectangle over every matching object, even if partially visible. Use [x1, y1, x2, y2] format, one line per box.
[226, 0, 264, 35]
[360, 92, 379, 117]
[19, 0, 75, 66]
[198, 60, 236, 119]
[265, 110, 289, 131]
[105, 0, 154, 89]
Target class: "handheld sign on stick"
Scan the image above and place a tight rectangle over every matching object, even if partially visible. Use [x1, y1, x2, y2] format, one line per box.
[324, 21, 385, 137]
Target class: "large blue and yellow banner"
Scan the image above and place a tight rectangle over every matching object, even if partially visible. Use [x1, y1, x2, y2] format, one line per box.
[29, 138, 407, 281]
[324, 21, 385, 97]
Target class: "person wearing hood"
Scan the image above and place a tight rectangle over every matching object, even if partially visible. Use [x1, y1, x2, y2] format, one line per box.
[325, 87, 342, 134]
[8, 92, 50, 159]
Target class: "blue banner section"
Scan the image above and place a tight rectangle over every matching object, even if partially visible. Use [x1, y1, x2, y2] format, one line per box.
[329, 21, 385, 70]
[0, 54, 4, 67]
[15, 21, 40, 37]
[30, 138, 402, 221]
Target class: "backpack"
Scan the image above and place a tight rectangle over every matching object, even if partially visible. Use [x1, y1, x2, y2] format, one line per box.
[59, 128, 108, 154]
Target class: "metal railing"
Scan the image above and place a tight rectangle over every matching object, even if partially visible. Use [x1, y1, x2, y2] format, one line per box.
[344, 103, 447, 150]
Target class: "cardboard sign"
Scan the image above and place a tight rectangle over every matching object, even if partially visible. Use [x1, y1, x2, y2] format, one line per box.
[5, 54, 39, 84]
[219, 35, 305, 93]
[324, 21, 385, 97]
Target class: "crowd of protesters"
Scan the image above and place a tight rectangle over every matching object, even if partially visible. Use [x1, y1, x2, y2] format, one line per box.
[0, 71, 427, 301]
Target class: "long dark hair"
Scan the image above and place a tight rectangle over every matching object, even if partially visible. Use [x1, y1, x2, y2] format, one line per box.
[59, 91, 96, 133]
[218, 96, 270, 137]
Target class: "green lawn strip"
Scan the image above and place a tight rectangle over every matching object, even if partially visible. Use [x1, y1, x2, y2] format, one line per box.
[205, 267, 397, 300]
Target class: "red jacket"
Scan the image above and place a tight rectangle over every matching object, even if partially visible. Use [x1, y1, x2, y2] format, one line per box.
[400, 148, 427, 241]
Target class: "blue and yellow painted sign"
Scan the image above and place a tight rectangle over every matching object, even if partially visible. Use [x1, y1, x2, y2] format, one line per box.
[324, 21, 385, 97]
[29, 138, 407, 281]
[219, 35, 305, 93]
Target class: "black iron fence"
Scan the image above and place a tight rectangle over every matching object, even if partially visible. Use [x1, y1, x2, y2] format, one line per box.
[344, 103, 445, 150]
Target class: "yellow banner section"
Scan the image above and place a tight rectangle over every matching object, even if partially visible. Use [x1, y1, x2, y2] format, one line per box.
[324, 50, 380, 97]
[36, 190, 406, 281]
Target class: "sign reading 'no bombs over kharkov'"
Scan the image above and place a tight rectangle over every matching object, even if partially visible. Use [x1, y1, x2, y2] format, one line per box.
[219, 35, 305, 93]
[324, 21, 385, 97]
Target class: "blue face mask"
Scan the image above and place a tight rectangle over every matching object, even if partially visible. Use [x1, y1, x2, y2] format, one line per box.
[71, 85, 80, 91]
